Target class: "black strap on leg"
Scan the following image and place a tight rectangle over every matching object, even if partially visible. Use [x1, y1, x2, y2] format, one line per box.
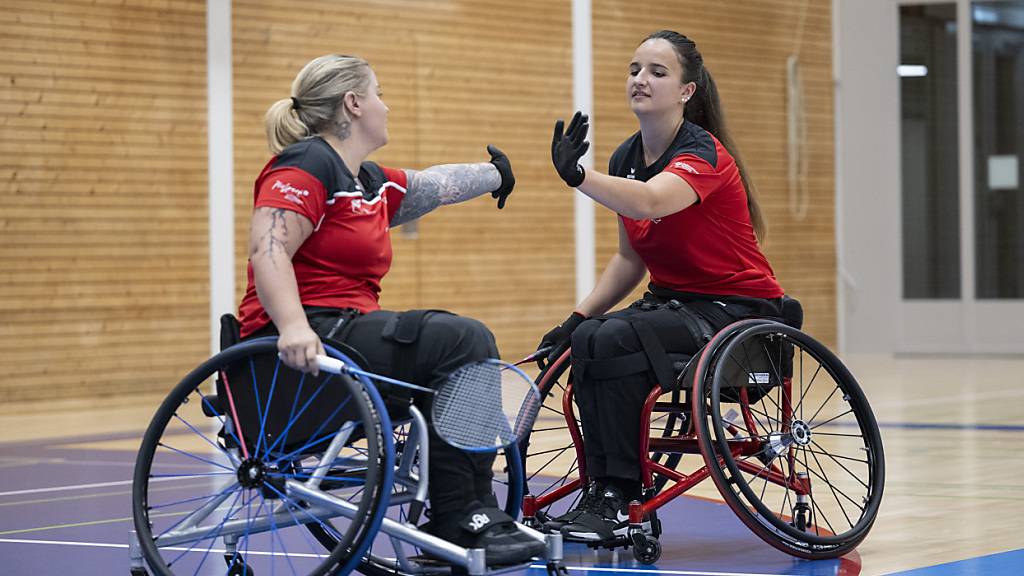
[381, 309, 451, 407]
[626, 318, 677, 390]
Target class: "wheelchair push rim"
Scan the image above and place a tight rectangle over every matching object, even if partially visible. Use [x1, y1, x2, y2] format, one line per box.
[131, 339, 393, 576]
[693, 321, 885, 559]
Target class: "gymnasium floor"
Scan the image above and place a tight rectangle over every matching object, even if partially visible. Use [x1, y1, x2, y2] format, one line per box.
[0, 353, 1021, 575]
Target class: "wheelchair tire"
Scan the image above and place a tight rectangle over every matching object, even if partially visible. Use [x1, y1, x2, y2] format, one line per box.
[692, 321, 885, 559]
[517, 353, 585, 521]
[132, 338, 393, 576]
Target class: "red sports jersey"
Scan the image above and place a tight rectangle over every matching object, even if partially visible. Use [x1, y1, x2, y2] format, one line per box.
[610, 121, 783, 299]
[238, 137, 408, 337]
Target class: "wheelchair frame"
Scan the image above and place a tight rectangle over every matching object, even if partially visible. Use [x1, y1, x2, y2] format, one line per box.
[520, 318, 885, 563]
[129, 338, 565, 576]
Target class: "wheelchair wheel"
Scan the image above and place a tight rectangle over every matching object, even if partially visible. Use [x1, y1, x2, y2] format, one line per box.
[132, 339, 393, 576]
[692, 321, 885, 559]
[519, 351, 694, 523]
[518, 352, 585, 521]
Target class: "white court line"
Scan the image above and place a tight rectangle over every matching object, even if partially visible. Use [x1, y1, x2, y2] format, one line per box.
[0, 539, 802, 575]
[0, 538, 323, 558]
[0, 476, 186, 498]
[528, 565, 802, 576]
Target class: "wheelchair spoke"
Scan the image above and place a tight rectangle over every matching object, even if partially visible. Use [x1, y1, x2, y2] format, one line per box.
[270, 397, 358, 466]
[809, 430, 867, 438]
[157, 442, 235, 472]
[170, 412, 238, 465]
[794, 361, 825, 422]
[540, 403, 565, 418]
[809, 408, 855, 431]
[148, 482, 239, 514]
[263, 375, 345, 458]
[805, 385, 842, 428]
[260, 481, 334, 558]
[808, 440, 871, 489]
[195, 388, 246, 454]
[805, 446, 858, 528]
[776, 454, 792, 523]
[163, 488, 244, 568]
[804, 448, 863, 518]
[529, 425, 569, 433]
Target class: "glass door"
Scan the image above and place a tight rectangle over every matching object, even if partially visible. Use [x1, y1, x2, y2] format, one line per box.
[896, 0, 1023, 352]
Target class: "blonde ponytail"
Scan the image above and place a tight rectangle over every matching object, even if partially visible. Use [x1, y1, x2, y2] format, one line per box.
[265, 98, 309, 154]
[263, 54, 372, 154]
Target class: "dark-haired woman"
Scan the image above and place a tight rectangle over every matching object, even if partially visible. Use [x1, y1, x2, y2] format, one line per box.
[538, 31, 786, 542]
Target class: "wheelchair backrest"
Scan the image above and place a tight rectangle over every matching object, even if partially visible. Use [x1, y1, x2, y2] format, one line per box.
[714, 329, 793, 403]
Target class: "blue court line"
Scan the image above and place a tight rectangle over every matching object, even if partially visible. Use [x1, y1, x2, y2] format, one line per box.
[886, 548, 1024, 575]
[829, 421, 1024, 432]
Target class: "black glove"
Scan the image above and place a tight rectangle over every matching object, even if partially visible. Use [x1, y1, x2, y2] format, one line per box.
[537, 311, 587, 364]
[551, 111, 590, 188]
[487, 144, 514, 209]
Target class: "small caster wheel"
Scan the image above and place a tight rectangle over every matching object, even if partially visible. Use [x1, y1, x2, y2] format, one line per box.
[791, 502, 811, 532]
[546, 561, 569, 576]
[225, 558, 254, 576]
[632, 535, 661, 565]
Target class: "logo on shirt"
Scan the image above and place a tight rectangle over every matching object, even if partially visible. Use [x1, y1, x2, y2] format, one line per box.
[673, 161, 699, 175]
[271, 180, 310, 206]
[627, 167, 637, 180]
[350, 197, 377, 216]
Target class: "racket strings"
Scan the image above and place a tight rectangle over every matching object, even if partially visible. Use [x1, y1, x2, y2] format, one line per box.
[432, 362, 540, 451]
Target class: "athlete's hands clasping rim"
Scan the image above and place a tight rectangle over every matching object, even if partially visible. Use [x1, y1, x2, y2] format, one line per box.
[277, 322, 325, 376]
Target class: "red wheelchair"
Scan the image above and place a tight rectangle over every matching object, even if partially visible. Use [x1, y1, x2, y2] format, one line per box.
[519, 298, 885, 563]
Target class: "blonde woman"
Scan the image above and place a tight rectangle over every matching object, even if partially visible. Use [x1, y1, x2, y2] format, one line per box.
[238, 54, 540, 563]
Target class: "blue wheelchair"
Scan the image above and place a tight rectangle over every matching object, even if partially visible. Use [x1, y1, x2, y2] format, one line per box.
[129, 336, 562, 576]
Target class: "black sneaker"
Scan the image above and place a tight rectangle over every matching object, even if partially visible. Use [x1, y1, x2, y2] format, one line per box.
[426, 505, 547, 566]
[559, 485, 651, 543]
[541, 481, 602, 532]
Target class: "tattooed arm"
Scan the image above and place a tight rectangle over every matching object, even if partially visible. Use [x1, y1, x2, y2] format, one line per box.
[390, 162, 501, 227]
[249, 207, 324, 374]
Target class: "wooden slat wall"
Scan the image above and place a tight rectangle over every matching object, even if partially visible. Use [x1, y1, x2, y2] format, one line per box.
[0, 0, 209, 403]
[232, 0, 574, 359]
[592, 0, 837, 346]
[1, 0, 836, 404]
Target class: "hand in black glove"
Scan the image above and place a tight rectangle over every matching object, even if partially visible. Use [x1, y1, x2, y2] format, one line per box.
[551, 111, 590, 188]
[537, 311, 588, 365]
[487, 144, 515, 209]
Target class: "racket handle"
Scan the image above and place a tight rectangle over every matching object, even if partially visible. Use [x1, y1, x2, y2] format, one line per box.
[315, 355, 346, 375]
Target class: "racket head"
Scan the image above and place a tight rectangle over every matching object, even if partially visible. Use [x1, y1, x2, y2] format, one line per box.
[431, 359, 542, 452]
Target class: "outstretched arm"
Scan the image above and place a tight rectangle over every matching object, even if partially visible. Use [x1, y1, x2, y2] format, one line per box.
[391, 162, 500, 226]
[390, 145, 514, 226]
[552, 111, 697, 219]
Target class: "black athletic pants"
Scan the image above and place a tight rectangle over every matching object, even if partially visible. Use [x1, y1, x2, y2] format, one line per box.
[249, 309, 499, 522]
[569, 296, 758, 482]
